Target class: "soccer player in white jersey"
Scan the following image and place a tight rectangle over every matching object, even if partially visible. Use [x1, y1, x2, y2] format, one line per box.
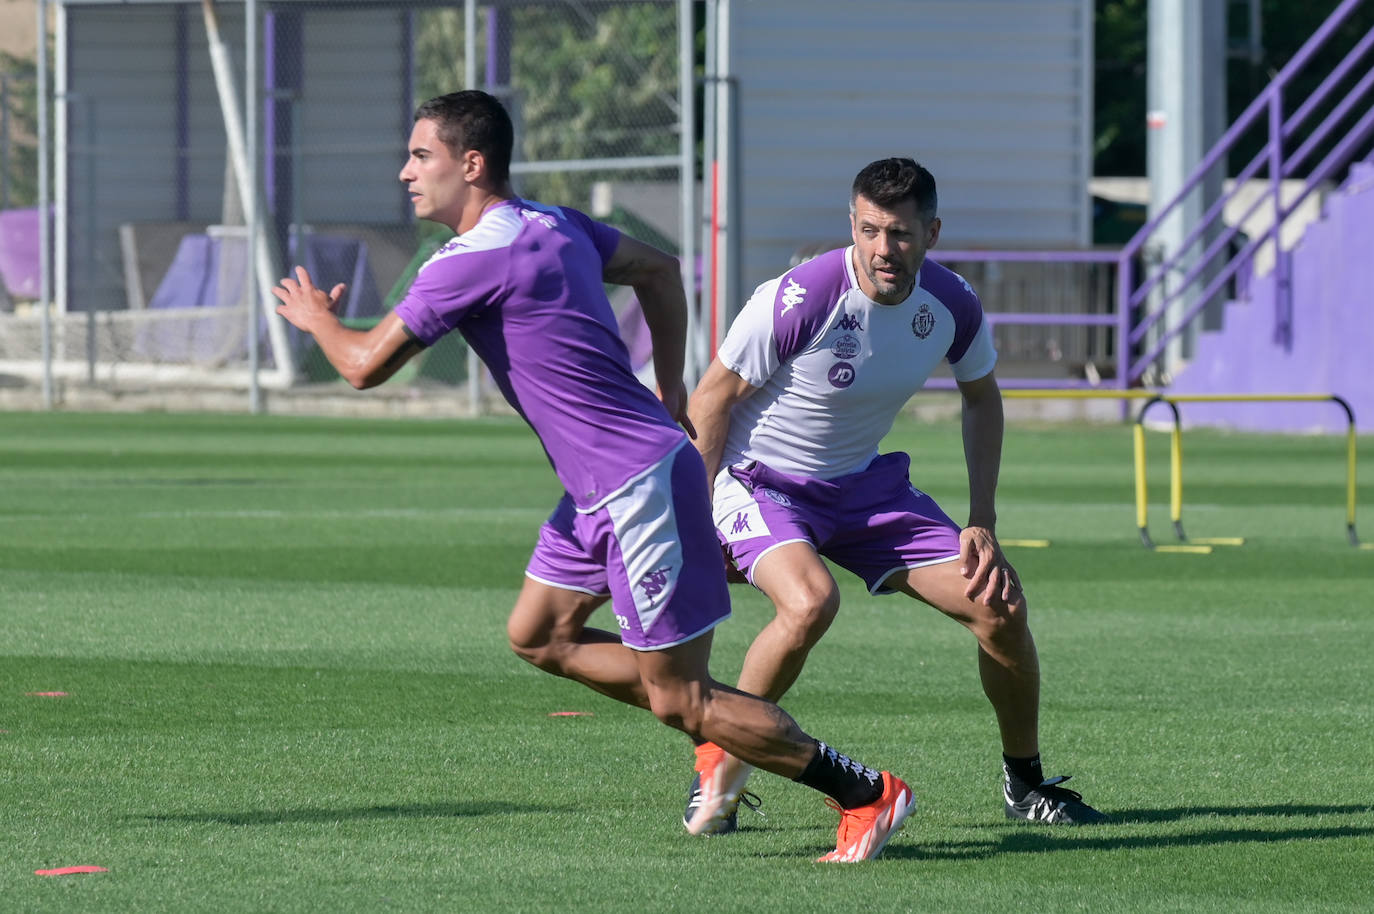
[683, 157, 1106, 833]
[272, 92, 915, 862]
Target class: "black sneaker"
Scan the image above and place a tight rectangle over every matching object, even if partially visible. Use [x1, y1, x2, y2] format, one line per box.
[1004, 774, 1109, 824]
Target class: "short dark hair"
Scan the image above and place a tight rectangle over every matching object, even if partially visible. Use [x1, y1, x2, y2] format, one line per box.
[413, 90, 514, 185]
[851, 157, 937, 224]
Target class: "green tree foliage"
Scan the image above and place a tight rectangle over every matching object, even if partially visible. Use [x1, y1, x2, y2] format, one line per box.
[1095, 0, 1374, 177]
[413, 9, 472, 106]
[411, 3, 679, 212]
[1094, 0, 1148, 176]
[0, 50, 39, 209]
[508, 3, 679, 207]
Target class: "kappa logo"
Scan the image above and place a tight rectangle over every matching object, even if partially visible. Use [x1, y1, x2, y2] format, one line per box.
[730, 512, 752, 535]
[639, 566, 672, 599]
[911, 304, 936, 339]
[520, 208, 556, 228]
[835, 312, 864, 332]
[779, 277, 807, 315]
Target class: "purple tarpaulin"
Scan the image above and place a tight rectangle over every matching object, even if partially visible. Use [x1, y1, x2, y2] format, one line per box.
[0, 207, 41, 300]
[136, 230, 385, 363]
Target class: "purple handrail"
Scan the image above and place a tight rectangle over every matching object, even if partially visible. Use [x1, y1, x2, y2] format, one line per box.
[1128, 99, 1374, 377]
[927, 1, 1371, 394]
[1118, 0, 1371, 383]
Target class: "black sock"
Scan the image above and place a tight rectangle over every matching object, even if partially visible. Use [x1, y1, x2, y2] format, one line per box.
[794, 740, 885, 809]
[1003, 753, 1044, 801]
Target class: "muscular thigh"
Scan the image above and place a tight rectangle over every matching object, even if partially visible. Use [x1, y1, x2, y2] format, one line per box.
[507, 573, 608, 646]
[890, 559, 1024, 630]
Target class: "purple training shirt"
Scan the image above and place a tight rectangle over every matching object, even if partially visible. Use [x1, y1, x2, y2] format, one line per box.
[394, 199, 686, 510]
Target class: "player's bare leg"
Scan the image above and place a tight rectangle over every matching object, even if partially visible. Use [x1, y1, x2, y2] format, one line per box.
[635, 629, 814, 776]
[889, 562, 1039, 756]
[891, 563, 1105, 823]
[684, 543, 842, 819]
[506, 576, 649, 708]
[738, 543, 842, 701]
[638, 630, 914, 855]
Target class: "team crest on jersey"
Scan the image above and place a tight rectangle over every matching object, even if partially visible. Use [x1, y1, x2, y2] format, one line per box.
[779, 277, 807, 316]
[912, 304, 936, 339]
[835, 312, 864, 332]
[830, 333, 860, 359]
[759, 488, 793, 507]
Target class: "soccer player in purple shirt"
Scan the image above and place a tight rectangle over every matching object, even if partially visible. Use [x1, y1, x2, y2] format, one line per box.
[272, 91, 913, 862]
[682, 158, 1107, 831]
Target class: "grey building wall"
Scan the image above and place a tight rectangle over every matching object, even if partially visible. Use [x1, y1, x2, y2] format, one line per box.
[726, 0, 1094, 296]
[60, 4, 409, 311]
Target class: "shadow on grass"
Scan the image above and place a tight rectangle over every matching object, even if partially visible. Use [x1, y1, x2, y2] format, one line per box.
[1102, 803, 1374, 823]
[134, 801, 543, 827]
[872, 803, 1374, 861]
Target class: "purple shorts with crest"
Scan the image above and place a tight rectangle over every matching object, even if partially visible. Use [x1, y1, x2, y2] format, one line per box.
[713, 452, 961, 594]
[525, 442, 731, 651]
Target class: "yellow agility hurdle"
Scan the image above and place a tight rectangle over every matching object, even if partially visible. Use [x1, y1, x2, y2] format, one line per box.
[1133, 393, 1361, 551]
[999, 389, 1363, 553]
[998, 389, 1178, 549]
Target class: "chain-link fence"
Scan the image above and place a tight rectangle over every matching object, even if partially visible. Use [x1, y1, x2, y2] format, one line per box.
[8, 0, 689, 411]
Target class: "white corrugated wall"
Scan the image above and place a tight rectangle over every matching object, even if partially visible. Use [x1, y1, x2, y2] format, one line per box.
[725, 0, 1093, 296]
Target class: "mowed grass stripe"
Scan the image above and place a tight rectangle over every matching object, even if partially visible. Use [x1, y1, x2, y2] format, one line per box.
[0, 410, 1370, 912]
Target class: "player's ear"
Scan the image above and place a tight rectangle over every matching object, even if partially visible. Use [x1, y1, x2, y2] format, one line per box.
[462, 148, 485, 183]
[926, 216, 942, 249]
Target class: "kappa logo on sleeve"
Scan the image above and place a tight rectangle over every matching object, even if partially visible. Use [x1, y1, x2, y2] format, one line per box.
[520, 207, 557, 228]
[779, 277, 807, 316]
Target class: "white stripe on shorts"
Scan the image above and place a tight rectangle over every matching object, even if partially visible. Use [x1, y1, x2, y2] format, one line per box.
[604, 445, 686, 638]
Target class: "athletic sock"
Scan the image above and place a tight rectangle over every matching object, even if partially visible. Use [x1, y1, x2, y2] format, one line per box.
[794, 740, 885, 809]
[1003, 753, 1044, 801]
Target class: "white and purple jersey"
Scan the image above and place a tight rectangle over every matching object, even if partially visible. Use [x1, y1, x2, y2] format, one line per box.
[394, 198, 685, 510]
[717, 246, 997, 479]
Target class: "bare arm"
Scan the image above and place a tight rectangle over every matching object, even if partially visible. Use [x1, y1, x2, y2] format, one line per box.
[272, 266, 424, 389]
[687, 358, 758, 483]
[602, 234, 692, 430]
[959, 370, 1004, 530]
[956, 370, 1021, 605]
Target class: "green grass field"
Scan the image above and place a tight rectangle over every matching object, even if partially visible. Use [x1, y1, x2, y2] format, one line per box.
[2, 409, 1371, 913]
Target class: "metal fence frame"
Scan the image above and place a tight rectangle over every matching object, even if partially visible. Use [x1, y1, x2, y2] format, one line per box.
[32, 0, 693, 412]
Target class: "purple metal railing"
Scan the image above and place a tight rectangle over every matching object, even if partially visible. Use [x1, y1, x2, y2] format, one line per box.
[1123, 0, 1374, 381]
[934, 0, 1373, 393]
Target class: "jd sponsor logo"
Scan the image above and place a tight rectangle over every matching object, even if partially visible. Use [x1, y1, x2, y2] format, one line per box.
[828, 362, 857, 389]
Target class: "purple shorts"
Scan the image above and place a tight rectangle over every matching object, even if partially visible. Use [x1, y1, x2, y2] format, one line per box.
[525, 442, 731, 651]
[713, 452, 961, 595]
